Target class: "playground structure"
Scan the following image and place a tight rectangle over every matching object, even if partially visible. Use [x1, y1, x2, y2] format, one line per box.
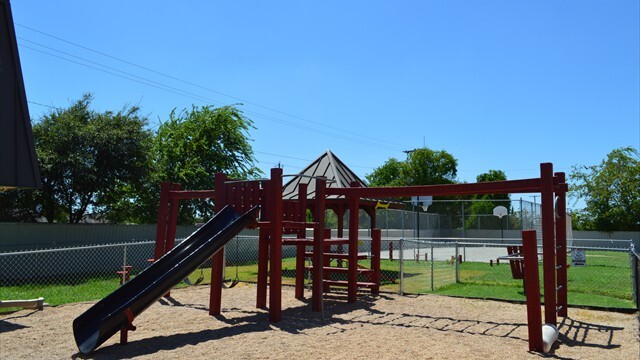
[74, 161, 567, 354]
[151, 162, 567, 353]
[153, 167, 382, 322]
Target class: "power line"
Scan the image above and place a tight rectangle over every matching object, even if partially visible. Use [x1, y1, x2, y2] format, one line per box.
[18, 40, 406, 151]
[15, 23, 408, 149]
[19, 38, 218, 105]
[19, 44, 216, 104]
[254, 150, 377, 170]
[27, 100, 56, 109]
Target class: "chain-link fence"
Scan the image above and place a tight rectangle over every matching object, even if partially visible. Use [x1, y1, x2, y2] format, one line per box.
[372, 198, 542, 235]
[1, 234, 635, 312]
[630, 244, 640, 309]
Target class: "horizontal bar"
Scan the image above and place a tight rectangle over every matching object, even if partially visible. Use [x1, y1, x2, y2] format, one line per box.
[168, 190, 215, 200]
[282, 174, 337, 183]
[0, 241, 155, 256]
[326, 178, 544, 197]
[224, 178, 268, 184]
[323, 280, 377, 288]
[496, 255, 524, 261]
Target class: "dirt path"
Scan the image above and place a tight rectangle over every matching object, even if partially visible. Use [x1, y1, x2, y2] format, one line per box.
[1, 283, 637, 359]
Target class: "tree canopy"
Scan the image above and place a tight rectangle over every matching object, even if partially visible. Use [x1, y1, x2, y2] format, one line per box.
[570, 147, 640, 232]
[365, 147, 461, 220]
[150, 105, 261, 224]
[0, 96, 260, 225]
[0, 94, 152, 223]
[366, 148, 458, 187]
[464, 170, 510, 229]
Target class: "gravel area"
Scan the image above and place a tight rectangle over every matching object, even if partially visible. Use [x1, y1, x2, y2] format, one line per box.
[1, 283, 638, 359]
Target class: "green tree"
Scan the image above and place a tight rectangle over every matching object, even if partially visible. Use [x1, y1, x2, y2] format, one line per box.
[366, 148, 458, 187]
[403, 148, 458, 186]
[365, 158, 405, 187]
[365, 147, 461, 223]
[150, 105, 261, 224]
[464, 170, 510, 229]
[0, 94, 153, 223]
[570, 147, 640, 231]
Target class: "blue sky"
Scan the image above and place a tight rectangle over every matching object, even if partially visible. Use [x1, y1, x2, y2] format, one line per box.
[11, 1, 640, 208]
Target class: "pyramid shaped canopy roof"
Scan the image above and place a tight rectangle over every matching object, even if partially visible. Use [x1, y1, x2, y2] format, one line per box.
[282, 150, 367, 200]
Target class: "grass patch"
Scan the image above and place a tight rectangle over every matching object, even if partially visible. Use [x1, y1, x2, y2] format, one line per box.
[0, 275, 119, 312]
[1, 250, 634, 312]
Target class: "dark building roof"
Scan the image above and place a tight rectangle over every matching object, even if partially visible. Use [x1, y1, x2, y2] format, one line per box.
[282, 150, 367, 200]
[0, 0, 41, 190]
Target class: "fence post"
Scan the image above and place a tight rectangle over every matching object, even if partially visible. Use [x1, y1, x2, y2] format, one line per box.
[399, 238, 404, 296]
[631, 246, 638, 309]
[123, 245, 127, 271]
[430, 243, 434, 291]
[455, 242, 459, 284]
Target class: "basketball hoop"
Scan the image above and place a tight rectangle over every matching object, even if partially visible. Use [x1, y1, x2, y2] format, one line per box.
[493, 206, 508, 218]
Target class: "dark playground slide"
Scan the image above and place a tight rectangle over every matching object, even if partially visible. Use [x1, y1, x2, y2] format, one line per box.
[73, 206, 257, 355]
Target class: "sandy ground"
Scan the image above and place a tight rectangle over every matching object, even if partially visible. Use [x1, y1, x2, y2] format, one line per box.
[1, 283, 638, 359]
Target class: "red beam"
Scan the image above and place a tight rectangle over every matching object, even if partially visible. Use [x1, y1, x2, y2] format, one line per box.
[256, 226, 269, 308]
[523, 230, 543, 352]
[269, 168, 283, 322]
[210, 174, 227, 315]
[326, 178, 543, 198]
[168, 190, 215, 200]
[555, 172, 568, 318]
[165, 183, 181, 252]
[312, 178, 326, 312]
[256, 180, 270, 309]
[541, 163, 557, 326]
[295, 183, 308, 299]
[371, 229, 381, 295]
[153, 182, 171, 261]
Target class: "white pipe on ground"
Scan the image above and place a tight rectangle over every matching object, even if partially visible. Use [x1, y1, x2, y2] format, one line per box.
[542, 323, 559, 353]
[0, 297, 45, 310]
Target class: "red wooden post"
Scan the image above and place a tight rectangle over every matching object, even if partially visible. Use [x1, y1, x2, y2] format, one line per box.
[371, 228, 381, 294]
[541, 163, 557, 326]
[370, 208, 376, 230]
[210, 173, 227, 315]
[153, 182, 171, 261]
[312, 177, 326, 312]
[348, 195, 360, 303]
[257, 226, 269, 308]
[119, 308, 136, 345]
[523, 230, 543, 352]
[165, 183, 182, 252]
[256, 181, 270, 308]
[295, 183, 308, 299]
[555, 172, 568, 317]
[269, 168, 283, 322]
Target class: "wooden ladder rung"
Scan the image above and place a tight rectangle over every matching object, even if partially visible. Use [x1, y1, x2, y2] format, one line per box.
[323, 280, 377, 288]
[306, 266, 373, 274]
[282, 239, 313, 246]
[304, 252, 368, 260]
